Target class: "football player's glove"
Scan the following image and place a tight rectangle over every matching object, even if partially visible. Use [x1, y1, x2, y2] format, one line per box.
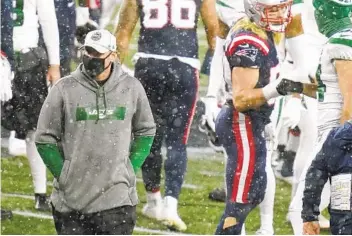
[199, 117, 223, 153]
[201, 96, 220, 131]
[199, 96, 223, 153]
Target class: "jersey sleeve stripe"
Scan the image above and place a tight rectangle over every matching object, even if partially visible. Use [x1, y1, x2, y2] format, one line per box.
[227, 34, 269, 56]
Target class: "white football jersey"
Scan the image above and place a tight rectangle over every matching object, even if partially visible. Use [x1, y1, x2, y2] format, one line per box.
[316, 29, 352, 131]
[301, 0, 327, 60]
[12, 0, 60, 65]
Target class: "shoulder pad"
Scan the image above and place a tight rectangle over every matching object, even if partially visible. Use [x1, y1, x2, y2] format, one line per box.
[329, 29, 352, 47]
[326, 29, 352, 60]
[225, 30, 270, 56]
[293, 0, 303, 4]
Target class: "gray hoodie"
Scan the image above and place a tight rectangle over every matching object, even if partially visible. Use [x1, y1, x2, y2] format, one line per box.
[35, 62, 155, 213]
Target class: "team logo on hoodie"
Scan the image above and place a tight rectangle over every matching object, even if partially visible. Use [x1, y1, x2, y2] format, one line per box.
[75, 106, 126, 121]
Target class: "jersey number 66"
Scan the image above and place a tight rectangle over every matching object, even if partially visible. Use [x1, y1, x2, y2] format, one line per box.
[142, 0, 197, 29]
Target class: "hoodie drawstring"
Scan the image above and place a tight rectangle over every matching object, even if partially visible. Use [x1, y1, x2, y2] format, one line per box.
[102, 86, 108, 117]
[95, 89, 100, 124]
[95, 86, 108, 124]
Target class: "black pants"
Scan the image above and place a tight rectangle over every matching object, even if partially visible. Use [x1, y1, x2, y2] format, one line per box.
[52, 205, 136, 235]
[1, 59, 48, 139]
[329, 209, 352, 235]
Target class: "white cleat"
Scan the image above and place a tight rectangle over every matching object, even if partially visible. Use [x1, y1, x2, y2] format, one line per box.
[318, 215, 330, 229]
[142, 202, 163, 221]
[142, 191, 163, 221]
[162, 212, 187, 232]
[8, 131, 27, 156]
[162, 196, 187, 232]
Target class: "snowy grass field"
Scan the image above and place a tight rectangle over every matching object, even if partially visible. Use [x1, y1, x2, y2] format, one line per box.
[2, 155, 300, 235]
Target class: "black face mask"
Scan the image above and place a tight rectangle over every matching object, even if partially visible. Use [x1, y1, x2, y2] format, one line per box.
[82, 53, 111, 78]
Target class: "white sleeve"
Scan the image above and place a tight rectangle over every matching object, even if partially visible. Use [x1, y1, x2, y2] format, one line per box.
[327, 43, 352, 60]
[37, 0, 60, 65]
[100, 0, 119, 29]
[286, 34, 312, 82]
[206, 37, 226, 97]
[76, 6, 90, 26]
[291, 2, 304, 16]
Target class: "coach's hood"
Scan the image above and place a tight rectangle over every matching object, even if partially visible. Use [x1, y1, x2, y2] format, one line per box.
[71, 62, 128, 123]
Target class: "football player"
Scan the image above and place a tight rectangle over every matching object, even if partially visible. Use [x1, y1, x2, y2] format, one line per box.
[289, 0, 352, 234]
[1, 0, 60, 210]
[115, 0, 218, 231]
[214, 0, 319, 233]
[204, 0, 319, 234]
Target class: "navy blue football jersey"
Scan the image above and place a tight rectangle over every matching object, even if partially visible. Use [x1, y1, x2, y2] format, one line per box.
[137, 0, 201, 59]
[224, 28, 279, 125]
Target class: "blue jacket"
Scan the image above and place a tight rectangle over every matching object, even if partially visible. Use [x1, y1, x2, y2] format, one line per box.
[302, 121, 352, 222]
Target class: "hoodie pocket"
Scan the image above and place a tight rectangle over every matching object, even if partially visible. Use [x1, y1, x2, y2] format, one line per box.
[58, 160, 71, 189]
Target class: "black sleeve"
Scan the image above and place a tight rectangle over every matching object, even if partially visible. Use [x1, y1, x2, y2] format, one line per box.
[302, 134, 333, 222]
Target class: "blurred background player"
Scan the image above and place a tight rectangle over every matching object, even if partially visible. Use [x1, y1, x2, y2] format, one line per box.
[289, 0, 352, 233]
[99, 0, 122, 29]
[77, 0, 102, 25]
[1, 0, 60, 211]
[115, 0, 218, 231]
[54, 0, 77, 76]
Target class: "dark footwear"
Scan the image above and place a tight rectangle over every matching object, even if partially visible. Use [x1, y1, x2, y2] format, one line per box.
[208, 188, 226, 202]
[280, 151, 296, 177]
[35, 194, 51, 211]
[1, 209, 13, 220]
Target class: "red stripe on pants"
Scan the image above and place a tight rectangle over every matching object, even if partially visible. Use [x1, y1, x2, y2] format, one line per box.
[242, 116, 256, 203]
[182, 69, 199, 144]
[231, 111, 244, 202]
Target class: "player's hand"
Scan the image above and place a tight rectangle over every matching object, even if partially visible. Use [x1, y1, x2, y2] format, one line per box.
[276, 79, 304, 95]
[276, 79, 318, 98]
[303, 221, 320, 235]
[281, 96, 301, 129]
[202, 96, 220, 131]
[0, 54, 13, 102]
[47, 65, 61, 85]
